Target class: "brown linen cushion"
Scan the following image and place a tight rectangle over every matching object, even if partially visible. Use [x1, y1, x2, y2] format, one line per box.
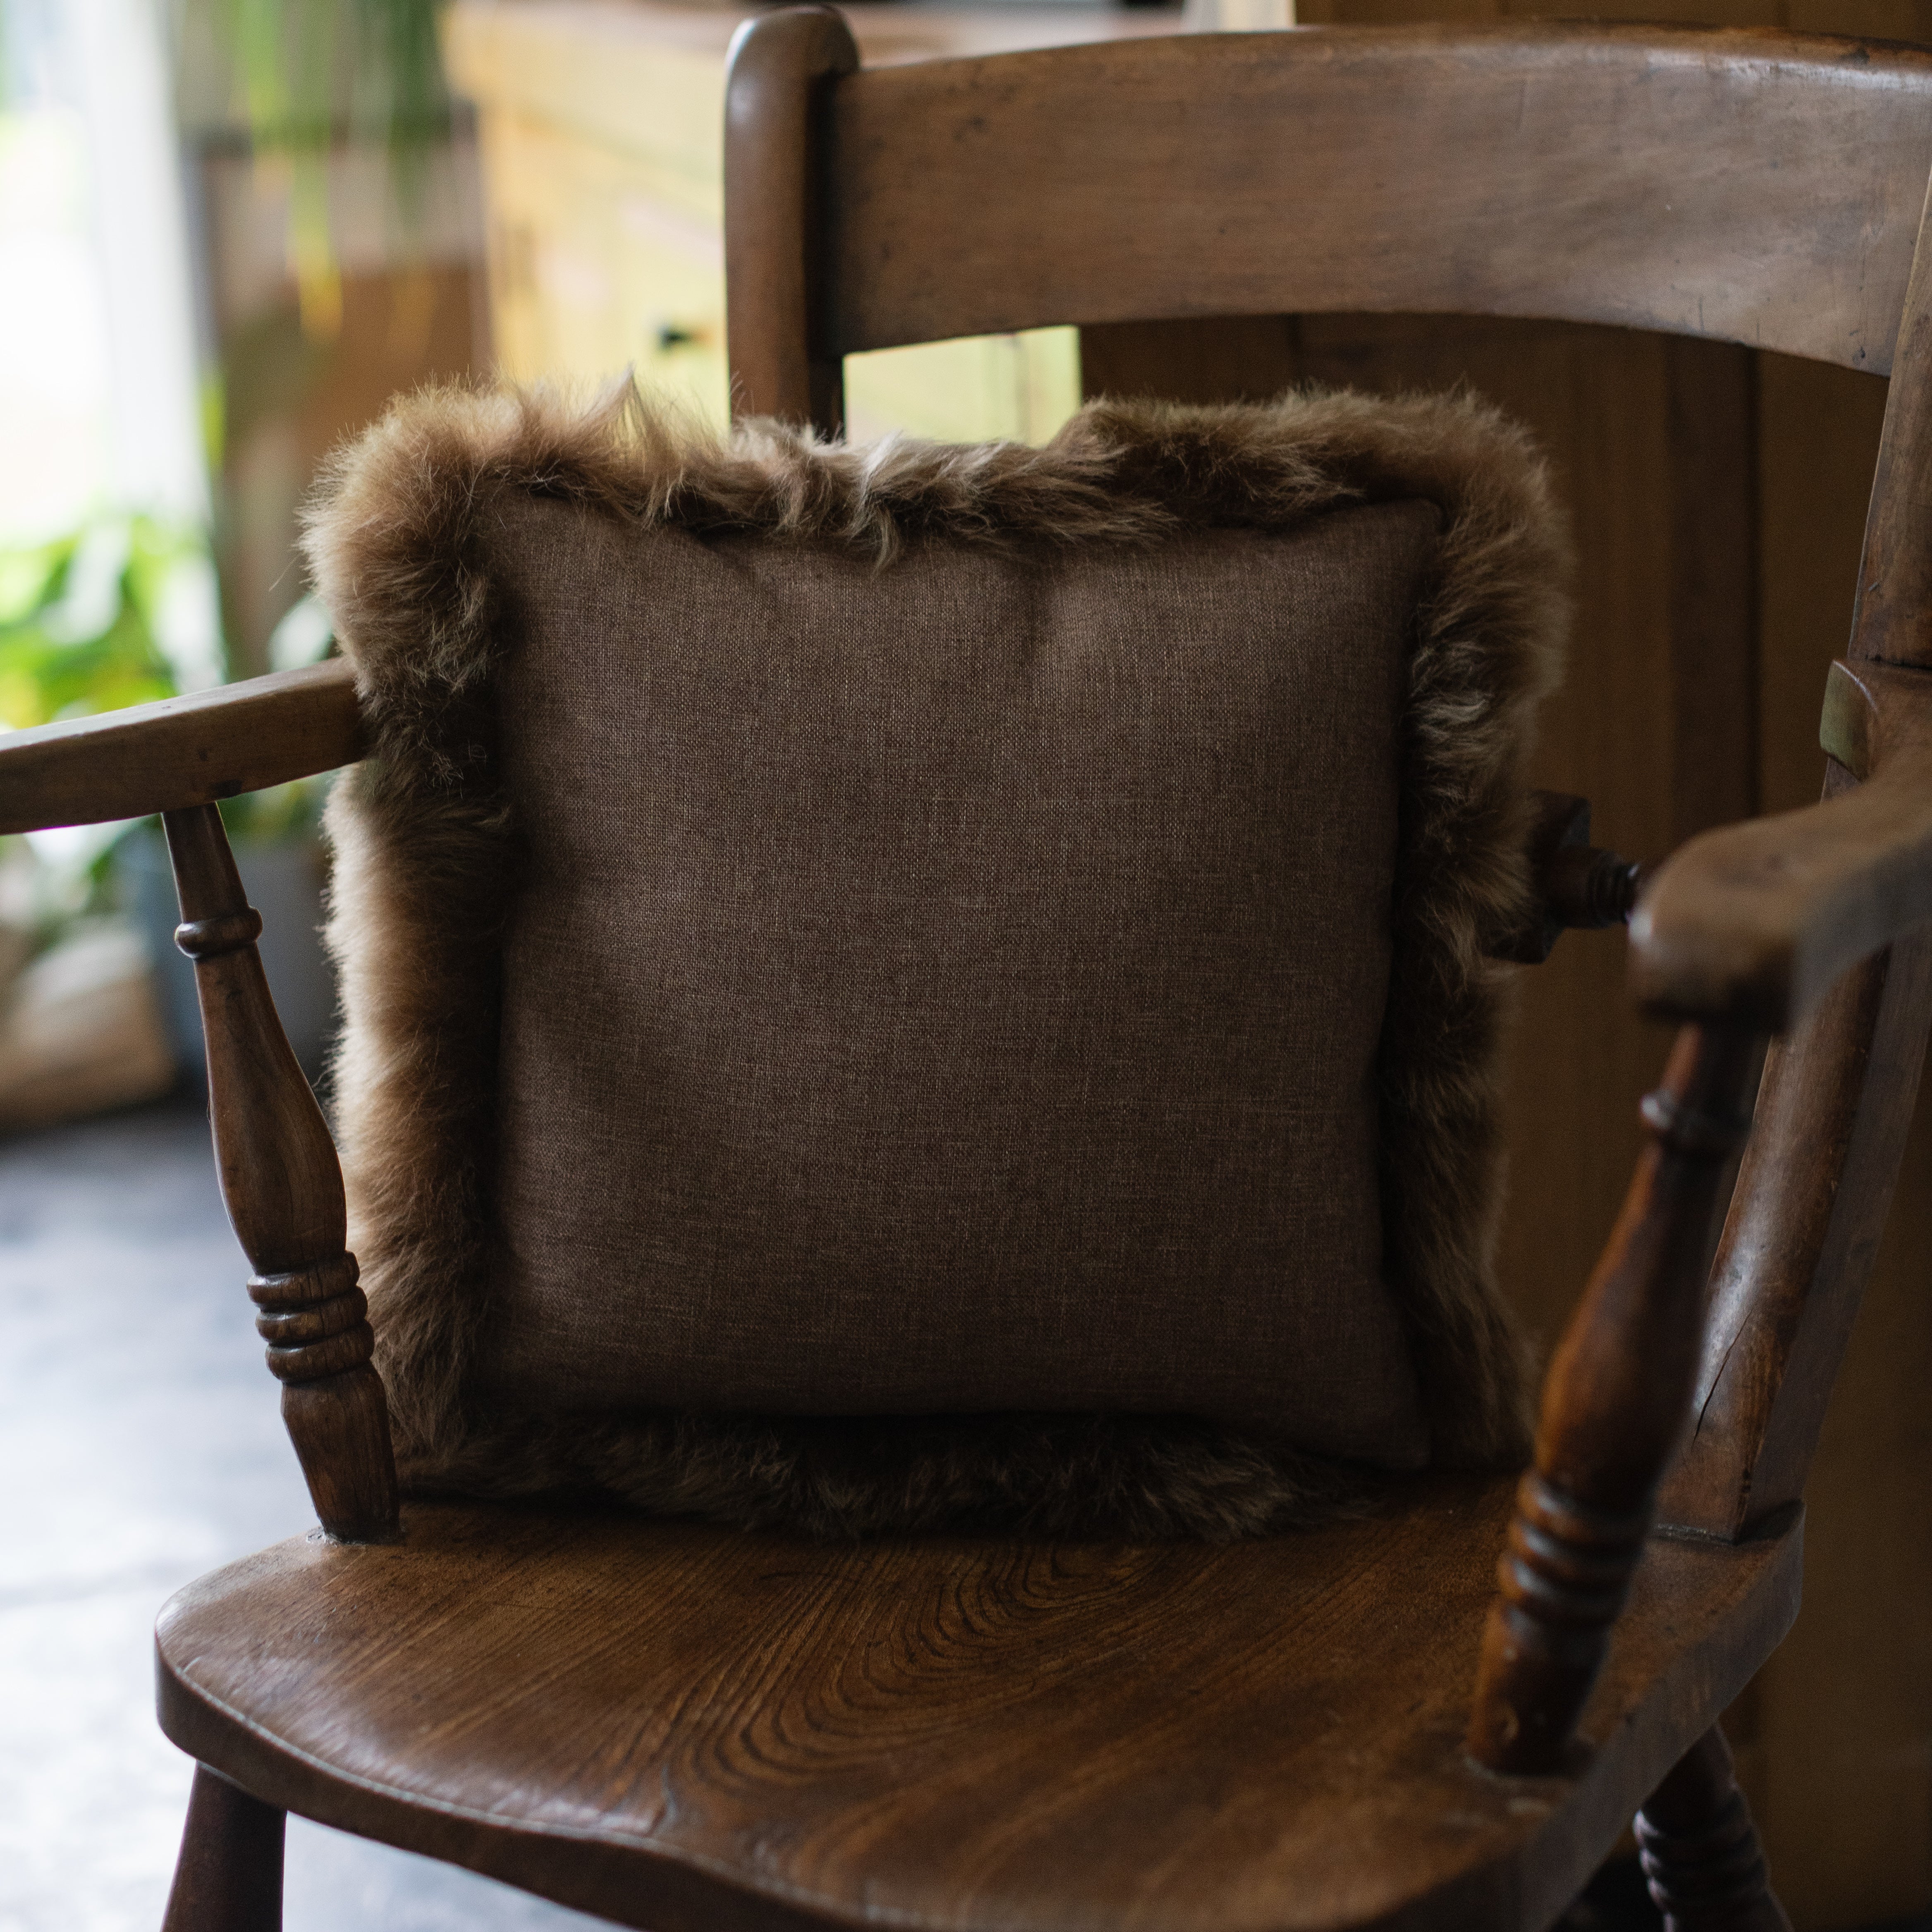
[306, 382, 1569, 1540]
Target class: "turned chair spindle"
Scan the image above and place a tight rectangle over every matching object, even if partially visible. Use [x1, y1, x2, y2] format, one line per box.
[162, 803, 400, 1544]
[1633, 1726, 1792, 1932]
[1467, 1024, 1760, 1773]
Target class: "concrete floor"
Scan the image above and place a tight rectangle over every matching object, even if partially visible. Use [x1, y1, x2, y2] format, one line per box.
[0, 1099, 604, 1932]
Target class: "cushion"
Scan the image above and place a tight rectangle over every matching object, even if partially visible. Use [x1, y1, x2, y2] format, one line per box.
[306, 384, 1569, 1539]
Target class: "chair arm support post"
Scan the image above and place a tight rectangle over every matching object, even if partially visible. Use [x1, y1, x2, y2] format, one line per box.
[163, 804, 400, 1544]
[1466, 1023, 1759, 1774]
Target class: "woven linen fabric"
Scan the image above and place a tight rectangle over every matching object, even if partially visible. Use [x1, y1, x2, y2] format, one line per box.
[479, 495, 1433, 1461]
[309, 384, 1569, 1537]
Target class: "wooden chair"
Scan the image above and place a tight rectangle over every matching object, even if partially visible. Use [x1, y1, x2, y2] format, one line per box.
[9, 14, 1932, 1928]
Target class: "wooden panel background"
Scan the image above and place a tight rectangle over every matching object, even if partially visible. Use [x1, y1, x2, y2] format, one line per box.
[1081, 2, 1932, 1920]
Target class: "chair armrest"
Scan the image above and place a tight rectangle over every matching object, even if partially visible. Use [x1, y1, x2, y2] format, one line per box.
[1630, 659, 1932, 1030]
[0, 659, 365, 834]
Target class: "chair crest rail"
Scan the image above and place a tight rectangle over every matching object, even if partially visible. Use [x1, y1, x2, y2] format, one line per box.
[733, 17, 1932, 434]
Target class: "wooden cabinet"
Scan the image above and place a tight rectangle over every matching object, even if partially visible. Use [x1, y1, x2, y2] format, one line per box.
[443, 0, 1124, 441]
[472, 97, 735, 421]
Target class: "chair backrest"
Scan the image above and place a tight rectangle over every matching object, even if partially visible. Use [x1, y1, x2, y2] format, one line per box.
[721, 8, 1932, 1548]
[725, 14, 1932, 435]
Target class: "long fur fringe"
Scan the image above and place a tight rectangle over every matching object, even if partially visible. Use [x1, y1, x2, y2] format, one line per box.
[304, 380, 1570, 1540]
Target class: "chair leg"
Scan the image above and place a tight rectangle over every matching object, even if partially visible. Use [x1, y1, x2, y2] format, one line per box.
[160, 1763, 285, 1932]
[1634, 1726, 1791, 1932]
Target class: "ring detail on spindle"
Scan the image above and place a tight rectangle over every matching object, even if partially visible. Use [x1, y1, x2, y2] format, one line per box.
[256, 1287, 368, 1347]
[252, 1255, 373, 1382]
[1636, 1788, 1773, 1921]
[248, 1255, 360, 1308]
[266, 1322, 375, 1384]
[175, 908, 265, 959]
[1497, 1471, 1649, 1638]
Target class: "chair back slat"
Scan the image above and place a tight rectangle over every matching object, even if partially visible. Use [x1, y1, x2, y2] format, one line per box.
[818, 25, 1932, 375]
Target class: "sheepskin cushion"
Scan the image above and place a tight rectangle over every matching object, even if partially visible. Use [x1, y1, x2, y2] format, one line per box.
[305, 383, 1569, 1539]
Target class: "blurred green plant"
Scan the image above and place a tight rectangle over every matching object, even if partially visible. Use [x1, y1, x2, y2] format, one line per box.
[0, 518, 205, 728]
[210, 0, 451, 337]
[220, 0, 448, 150]
[0, 516, 333, 944]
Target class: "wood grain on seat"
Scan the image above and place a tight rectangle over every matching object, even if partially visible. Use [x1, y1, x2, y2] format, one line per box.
[156, 1481, 1799, 1932]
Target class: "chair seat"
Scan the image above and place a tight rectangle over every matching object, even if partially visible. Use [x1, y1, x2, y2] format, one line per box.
[155, 1475, 1799, 1932]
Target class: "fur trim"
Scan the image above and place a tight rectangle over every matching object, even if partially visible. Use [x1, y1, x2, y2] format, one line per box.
[413, 1412, 1367, 1542]
[305, 380, 1569, 1540]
